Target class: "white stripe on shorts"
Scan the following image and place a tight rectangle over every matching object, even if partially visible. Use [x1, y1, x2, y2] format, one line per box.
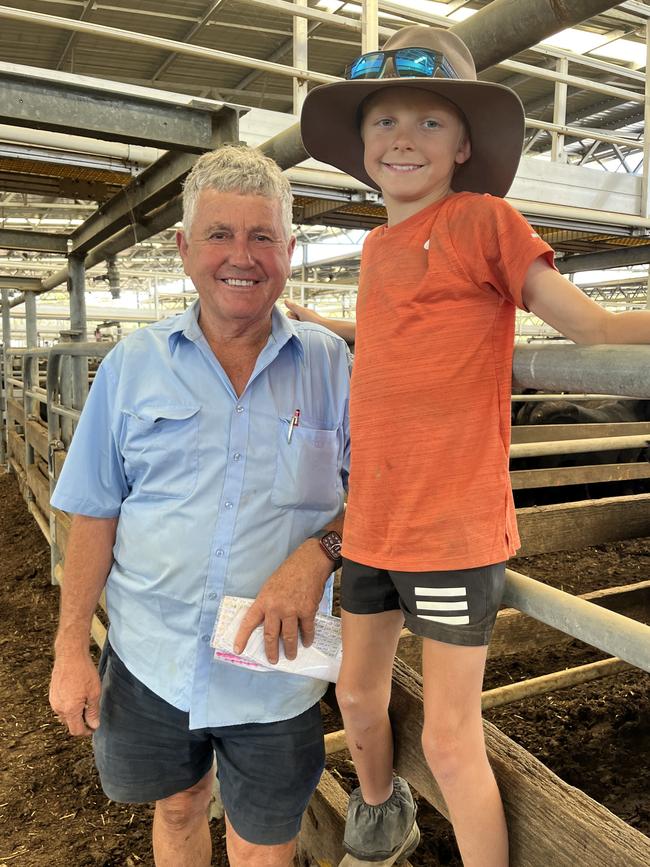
[414, 586, 467, 597]
[418, 614, 470, 625]
[416, 600, 468, 612]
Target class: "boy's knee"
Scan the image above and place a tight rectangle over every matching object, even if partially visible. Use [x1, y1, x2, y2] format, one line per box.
[336, 681, 388, 727]
[421, 725, 466, 782]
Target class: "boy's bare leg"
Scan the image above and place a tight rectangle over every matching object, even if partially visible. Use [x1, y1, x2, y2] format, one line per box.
[336, 609, 405, 803]
[421, 640, 508, 867]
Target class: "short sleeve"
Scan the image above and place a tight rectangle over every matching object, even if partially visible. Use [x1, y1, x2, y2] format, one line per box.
[50, 359, 128, 517]
[449, 194, 556, 309]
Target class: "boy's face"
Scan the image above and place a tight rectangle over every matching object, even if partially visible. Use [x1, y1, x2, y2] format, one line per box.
[360, 87, 471, 222]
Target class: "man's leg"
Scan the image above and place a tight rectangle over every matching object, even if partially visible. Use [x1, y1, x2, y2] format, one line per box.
[152, 769, 214, 867]
[214, 704, 325, 867]
[225, 815, 296, 867]
[93, 644, 216, 865]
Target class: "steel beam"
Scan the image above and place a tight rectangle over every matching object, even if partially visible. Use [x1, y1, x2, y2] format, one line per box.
[512, 344, 650, 398]
[452, 0, 622, 72]
[557, 244, 650, 274]
[0, 67, 238, 152]
[0, 229, 68, 254]
[504, 569, 650, 673]
[69, 106, 240, 257]
[0, 277, 41, 293]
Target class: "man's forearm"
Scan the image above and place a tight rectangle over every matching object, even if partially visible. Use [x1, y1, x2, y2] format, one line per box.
[54, 514, 118, 655]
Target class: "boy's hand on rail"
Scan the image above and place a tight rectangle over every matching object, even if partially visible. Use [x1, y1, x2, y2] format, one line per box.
[49, 650, 101, 737]
[233, 539, 332, 664]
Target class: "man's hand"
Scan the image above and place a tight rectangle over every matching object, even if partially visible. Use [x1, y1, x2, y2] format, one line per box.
[233, 541, 331, 664]
[49, 649, 101, 737]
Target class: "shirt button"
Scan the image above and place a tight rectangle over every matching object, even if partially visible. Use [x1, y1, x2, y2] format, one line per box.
[208, 592, 217, 600]
[233, 452, 242, 461]
[201, 634, 210, 643]
[224, 501, 233, 510]
[235, 405, 244, 414]
[216, 549, 224, 557]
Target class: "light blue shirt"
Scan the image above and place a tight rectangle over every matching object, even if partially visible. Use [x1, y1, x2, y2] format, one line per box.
[51, 302, 351, 729]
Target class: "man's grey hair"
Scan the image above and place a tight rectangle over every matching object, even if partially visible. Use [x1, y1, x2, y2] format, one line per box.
[181, 144, 294, 239]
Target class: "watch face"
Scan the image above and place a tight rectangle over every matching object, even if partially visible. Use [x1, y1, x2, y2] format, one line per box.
[321, 531, 342, 560]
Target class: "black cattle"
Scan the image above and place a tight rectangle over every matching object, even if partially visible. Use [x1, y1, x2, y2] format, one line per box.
[510, 397, 650, 506]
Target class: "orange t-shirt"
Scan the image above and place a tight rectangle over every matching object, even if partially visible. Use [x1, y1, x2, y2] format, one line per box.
[342, 191, 555, 571]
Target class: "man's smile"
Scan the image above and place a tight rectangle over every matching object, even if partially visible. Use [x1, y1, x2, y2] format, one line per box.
[220, 277, 259, 287]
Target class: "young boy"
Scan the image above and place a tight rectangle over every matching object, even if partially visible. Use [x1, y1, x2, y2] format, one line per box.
[298, 24, 650, 867]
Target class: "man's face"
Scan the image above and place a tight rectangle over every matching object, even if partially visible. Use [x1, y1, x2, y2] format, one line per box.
[361, 87, 470, 219]
[176, 189, 295, 334]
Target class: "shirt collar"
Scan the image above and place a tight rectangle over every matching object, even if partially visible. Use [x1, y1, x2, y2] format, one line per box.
[167, 299, 305, 362]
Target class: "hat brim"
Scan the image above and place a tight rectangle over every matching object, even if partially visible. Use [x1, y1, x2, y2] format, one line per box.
[300, 79, 525, 199]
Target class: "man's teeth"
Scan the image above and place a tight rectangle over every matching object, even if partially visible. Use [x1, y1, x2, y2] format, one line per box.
[388, 164, 421, 171]
[223, 278, 256, 286]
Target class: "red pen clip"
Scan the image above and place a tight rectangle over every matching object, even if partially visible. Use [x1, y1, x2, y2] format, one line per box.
[287, 408, 301, 443]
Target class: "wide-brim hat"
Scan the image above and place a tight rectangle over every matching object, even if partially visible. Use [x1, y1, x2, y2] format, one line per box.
[300, 25, 525, 199]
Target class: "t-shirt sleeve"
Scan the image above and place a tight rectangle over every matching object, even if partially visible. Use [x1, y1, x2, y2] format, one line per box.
[50, 359, 129, 517]
[450, 194, 556, 309]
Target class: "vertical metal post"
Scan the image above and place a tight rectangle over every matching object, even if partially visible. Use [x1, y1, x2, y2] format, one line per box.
[23, 290, 38, 485]
[67, 253, 89, 410]
[25, 291, 38, 348]
[153, 277, 160, 320]
[0, 289, 10, 466]
[293, 0, 308, 114]
[551, 57, 568, 164]
[642, 21, 650, 220]
[362, 0, 379, 53]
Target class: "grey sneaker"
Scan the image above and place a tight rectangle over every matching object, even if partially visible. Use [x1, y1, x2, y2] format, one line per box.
[339, 777, 420, 865]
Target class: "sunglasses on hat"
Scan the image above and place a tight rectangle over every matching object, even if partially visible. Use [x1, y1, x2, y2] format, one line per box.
[345, 47, 459, 81]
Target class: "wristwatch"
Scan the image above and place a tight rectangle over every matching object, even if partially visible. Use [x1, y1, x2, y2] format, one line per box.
[309, 529, 343, 571]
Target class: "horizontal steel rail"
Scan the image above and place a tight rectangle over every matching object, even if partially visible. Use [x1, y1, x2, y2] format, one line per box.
[503, 569, 650, 673]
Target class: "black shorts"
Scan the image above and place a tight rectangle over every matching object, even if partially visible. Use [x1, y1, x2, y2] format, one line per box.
[341, 559, 506, 647]
[93, 642, 325, 845]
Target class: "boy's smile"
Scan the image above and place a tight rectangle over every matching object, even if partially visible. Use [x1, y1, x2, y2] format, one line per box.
[360, 87, 471, 224]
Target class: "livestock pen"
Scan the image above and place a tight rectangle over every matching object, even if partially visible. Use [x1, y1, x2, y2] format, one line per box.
[1, 326, 649, 866]
[1, 1, 650, 862]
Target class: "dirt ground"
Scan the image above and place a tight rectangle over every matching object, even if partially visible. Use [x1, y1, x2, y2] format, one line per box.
[0, 471, 648, 866]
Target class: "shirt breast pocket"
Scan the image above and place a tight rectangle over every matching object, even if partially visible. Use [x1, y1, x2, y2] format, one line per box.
[271, 418, 341, 511]
[121, 404, 201, 499]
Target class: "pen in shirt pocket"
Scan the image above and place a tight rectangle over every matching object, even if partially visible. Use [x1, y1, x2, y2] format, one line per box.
[287, 409, 301, 443]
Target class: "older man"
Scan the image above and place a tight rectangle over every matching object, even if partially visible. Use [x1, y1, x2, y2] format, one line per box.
[49, 145, 350, 867]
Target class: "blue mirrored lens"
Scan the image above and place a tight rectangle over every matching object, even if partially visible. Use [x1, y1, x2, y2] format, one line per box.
[348, 52, 384, 79]
[394, 48, 437, 77]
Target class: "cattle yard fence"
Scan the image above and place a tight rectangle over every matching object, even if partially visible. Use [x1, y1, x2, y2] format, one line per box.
[1, 341, 649, 866]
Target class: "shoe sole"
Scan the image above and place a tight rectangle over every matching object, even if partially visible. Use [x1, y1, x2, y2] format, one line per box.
[338, 821, 420, 866]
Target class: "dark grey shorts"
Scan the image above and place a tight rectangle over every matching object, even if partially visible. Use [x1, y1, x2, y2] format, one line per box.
[341, 559, 506, 647]
[93, 642, 325, 845]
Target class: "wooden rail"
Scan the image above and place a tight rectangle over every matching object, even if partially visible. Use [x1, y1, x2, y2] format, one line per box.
[511, 420, 650, 443]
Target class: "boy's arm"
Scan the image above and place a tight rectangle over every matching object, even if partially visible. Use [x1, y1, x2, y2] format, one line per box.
[522, 256, 650, 345]
[285, 300, 357, 345]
